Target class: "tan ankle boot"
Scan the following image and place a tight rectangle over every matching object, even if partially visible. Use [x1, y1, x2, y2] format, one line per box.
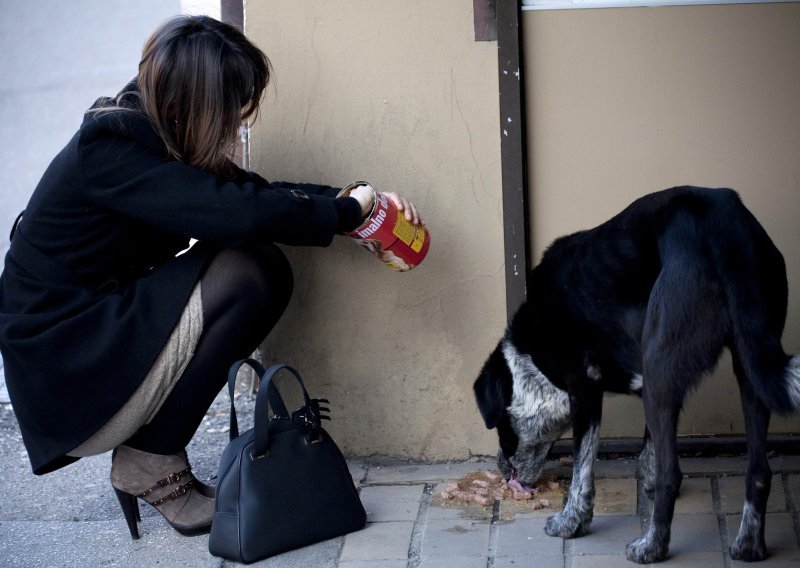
[111, 445, 214, 539]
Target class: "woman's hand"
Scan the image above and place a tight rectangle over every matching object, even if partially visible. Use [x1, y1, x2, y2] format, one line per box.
[385, 192, 424, 226]
[349, 184, 375, 217]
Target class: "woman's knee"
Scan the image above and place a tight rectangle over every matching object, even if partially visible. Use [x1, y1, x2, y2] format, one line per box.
[200, 245, 293, 324]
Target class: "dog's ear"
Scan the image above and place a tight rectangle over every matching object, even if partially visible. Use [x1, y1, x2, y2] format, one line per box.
[473, 346, 513, 429]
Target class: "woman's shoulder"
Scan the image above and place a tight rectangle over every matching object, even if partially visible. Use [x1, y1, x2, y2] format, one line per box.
[78, 88, 165, 154]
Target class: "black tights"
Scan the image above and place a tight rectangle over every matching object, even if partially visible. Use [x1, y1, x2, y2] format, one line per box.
[125, 244, 293, 455]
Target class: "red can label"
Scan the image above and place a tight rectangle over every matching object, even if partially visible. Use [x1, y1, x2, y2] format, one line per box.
[343, 185, 430, 272]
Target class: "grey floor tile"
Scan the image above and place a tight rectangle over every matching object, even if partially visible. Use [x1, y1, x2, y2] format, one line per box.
[786, 474, 800, 509]
[247, 538, 341, 567]
[668, 514, 723, 553]
[572, 553, 637, 568]
[726, 512, 799, 551]
[655, 551, 726, 567]
[571, 515, 643, 556]
[730, 548, 800, 567]
[339, 521, 414, 562]
[360, 484, 425, 522]
[775, 456, 800, 472]
[718, 476, 787, 513]
[680, 457, 749, 476]
[495, 517, 563, 558]
[594, 457, 638, 479]
[574, 551, 726, 567]
[595, 478, 638, 516]
[420, 519, 491, 559]
[338, 562, 407, 568]
[644, 478, 714, 516]
[418, 557, 488, 568]
[495, 555, 563, 567]
[673, 478, 714, 515]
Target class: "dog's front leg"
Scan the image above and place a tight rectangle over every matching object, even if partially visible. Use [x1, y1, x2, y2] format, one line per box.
[637, 427, 656, 500]
[545, 393, 602, 539]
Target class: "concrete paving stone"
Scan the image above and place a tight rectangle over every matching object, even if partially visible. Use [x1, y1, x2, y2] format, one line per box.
[665, 478, 714, 515]
[572, 553, 639, 568]
[494, 517, 563, 558]
[338, 562, 407, 568]
[418, 557, 488, 568]
[0, 520, 220, 568]
[420, 519, 491, 559]
[339, 521, 413, 562]
[494, 556, 564, 568]
[360, 485, 424, 523]
[595, 478, 638, 516]
[668, 514, 723, 553]
[663, 551, 727, 567]
[349, 461, 368, 486]
[680, 456, 748, 476]
[725, 513, 799, 551]
[774, 455, 800, 473]
[786, 474, 800, 509]
[364, 460, 495, 485]
[718, 476, 787, 513]
[571, 515, 643, 556]
[247, 538, 342, 568]
[594, 457, 638, 479]
[730, 548, 800, 567]
[769, 455, 790, 474]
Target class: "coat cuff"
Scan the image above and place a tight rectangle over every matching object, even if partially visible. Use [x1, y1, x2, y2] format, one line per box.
[333, 197, 364, 233]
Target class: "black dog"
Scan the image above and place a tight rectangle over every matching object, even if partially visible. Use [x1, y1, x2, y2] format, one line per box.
[474, 187, 800, 563]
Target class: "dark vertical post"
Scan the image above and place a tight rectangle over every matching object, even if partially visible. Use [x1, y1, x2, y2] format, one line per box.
[473, 0, 498, 41]
[221, 0, 244, 30]
[496, 0, 530, 320]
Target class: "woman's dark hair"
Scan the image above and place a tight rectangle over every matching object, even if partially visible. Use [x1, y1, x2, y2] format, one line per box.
[135, 15, 271, 175]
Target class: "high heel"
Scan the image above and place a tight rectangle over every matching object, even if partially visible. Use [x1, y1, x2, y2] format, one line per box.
[110, 445, 214, 538]
[114, 487, 142, 539]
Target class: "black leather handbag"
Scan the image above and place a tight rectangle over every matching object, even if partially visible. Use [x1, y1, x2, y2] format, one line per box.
[208, 359, 366, 563]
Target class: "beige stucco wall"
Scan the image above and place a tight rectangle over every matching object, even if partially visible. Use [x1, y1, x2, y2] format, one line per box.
[244, 2, 800, 459]
[523, 3, 800, 438]
[246, 1, 505, 460]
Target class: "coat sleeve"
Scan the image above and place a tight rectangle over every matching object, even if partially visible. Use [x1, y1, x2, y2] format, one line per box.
[77, 121, 343, 247]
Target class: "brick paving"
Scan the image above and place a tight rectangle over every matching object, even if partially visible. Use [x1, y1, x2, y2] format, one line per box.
[2, 399, 799, 566]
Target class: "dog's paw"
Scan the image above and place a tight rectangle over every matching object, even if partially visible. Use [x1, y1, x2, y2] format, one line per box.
[544, 511, 589, 539]
[730, 538, 767, 562]
[626, 536, 668, 564]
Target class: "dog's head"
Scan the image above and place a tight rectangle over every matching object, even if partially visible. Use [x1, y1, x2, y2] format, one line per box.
[473, 338, 571, 487]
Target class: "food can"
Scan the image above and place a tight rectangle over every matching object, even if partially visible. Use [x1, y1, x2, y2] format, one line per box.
[339, 181, 430, 272]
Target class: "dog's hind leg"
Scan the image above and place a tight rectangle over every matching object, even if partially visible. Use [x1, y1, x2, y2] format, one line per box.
[545, 388, 602, 539]
[626, 382, 682, 564]
[729, 354, 772, 562]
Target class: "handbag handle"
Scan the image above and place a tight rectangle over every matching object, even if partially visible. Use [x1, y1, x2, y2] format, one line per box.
[226, 358, 289, 440]
[226, 359, 315, 458]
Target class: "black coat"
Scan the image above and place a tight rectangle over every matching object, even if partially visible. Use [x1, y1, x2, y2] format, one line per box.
[0, 85, 360, 474]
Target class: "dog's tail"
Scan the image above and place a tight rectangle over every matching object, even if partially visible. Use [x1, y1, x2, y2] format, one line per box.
[716, 191, 800, 415]
[733, 335, 800, 416]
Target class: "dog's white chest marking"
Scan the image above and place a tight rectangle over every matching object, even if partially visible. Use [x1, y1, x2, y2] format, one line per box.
[502, 340, 570, 440]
